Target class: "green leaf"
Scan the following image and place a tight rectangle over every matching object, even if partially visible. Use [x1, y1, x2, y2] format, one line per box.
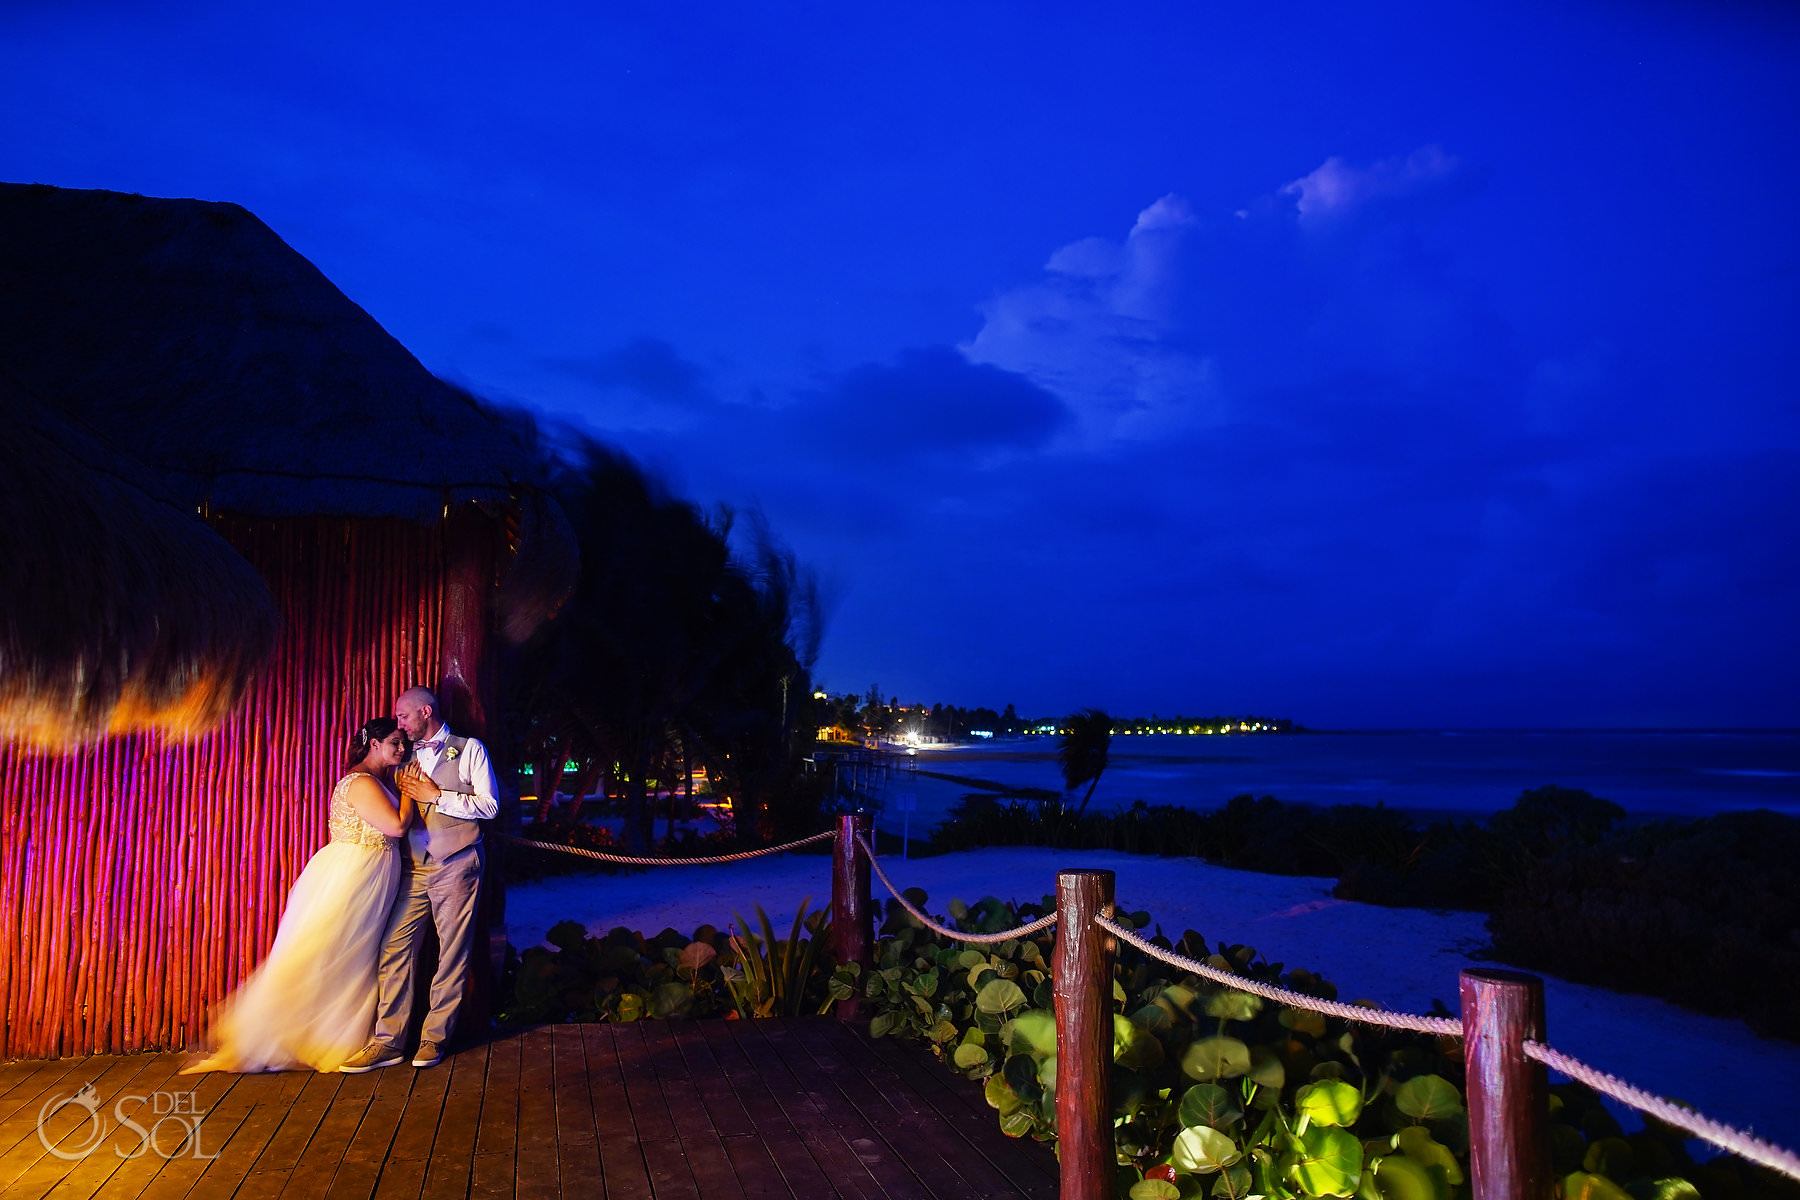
[1205, 991, 1264, 1022]
[869, 1012, 900, 1039]
[1294, 1126, 1362, 1197]
[1281, 1008, 1329, 1037]
[953, 1043, 990, 1069]
[1370, 1154, 1444, 1200]
[1114, 1015, 1165, 1070]
[1182, 1037, 1252, 1081]
[1132, 1182, 1182, 1200]
[958, 949, 986, 968]
[1640, 1181, 1701, 1200]
[927, 1018, 959, 1043]
[1172, 1125, 1244, 1174]
[1562, 1173, 1633, 1200]
[650, 982, 693, 1018]
[1296, 1080, 1363, 1128]
[1004, 1009, 1057, 1058]
[678, 941, 716, 971]
[984, 1072, 1021, 1114]
[1213, 1163, 1255, 1200]
[976, 978, 1028, 1014]
[1394, 1127, 1462, 1185]
[999, 1107, 1038, 1137]
[907, 968, 940, 998]
[1178, 1083, 1244, 1130]
[1393, 1076, 1463, 1122]
[1248, 1045, 1286, 1090]
[615, 992, 646, 1022]
[1582, 1138, 1633, 1179]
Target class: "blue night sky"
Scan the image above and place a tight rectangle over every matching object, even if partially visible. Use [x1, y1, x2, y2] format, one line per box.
[6, 1, 1798, 728]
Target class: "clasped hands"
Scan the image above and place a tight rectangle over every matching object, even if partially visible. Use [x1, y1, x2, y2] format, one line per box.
[394, 762, 442, 804]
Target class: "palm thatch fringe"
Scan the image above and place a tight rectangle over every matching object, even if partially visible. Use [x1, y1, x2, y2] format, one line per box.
[1, 391, 278, 745]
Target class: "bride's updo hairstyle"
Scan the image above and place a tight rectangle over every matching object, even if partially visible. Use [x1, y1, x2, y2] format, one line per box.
[348, 717, 401, 767]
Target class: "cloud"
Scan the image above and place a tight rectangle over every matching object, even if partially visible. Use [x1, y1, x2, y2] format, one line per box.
[797, 346, 1071, 462]
[1280, 146, 1459, 228]
[962, 194, 1219, 446]
[548, 336, 711, 406]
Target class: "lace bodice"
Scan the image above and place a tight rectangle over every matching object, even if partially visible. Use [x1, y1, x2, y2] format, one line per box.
[328, 774, 396, 850]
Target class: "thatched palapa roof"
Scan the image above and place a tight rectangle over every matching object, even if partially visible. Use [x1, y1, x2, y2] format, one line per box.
[0, 183, 575, 743]
[2, 383, 280, 744]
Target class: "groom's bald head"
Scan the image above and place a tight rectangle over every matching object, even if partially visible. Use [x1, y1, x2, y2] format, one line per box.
[394, 687, 441, 741]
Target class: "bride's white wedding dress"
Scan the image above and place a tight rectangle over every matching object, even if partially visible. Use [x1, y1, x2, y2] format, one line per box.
[185, 773, 401, 1073]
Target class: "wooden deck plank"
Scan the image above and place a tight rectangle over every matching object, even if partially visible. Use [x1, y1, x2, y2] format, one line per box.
[580, 1024, 653, 1200]
[146, 1072, 309, 1200]
[698, 1020, 836, 1200]
[512, 1028, 560, 1200]
[469, 1032, 520, 1200]
[641, 1021, 744, 1200]
[754, 1019, 944, 1200]
[418, 1041, 489, 1200]
[812, 1020, 1057, 1199]
[615, 1022, 701, 1200]
[371, 1048, 454, 1200]
[859, 1027, 1061, 1196]
[668, 1022, 793, 1199]
[6, 1051, 192, 1200]
[548, 1026, 603, 1200]
[775, 1019, 988, 1200]
[324, 1062, 420, 1200]
[724, 1019, 895, 1200]
[277, 1067, 380, 1198]
[0, 1050, 182, 1193]
[3, 1021, 1054, 1199]
[232, 1064, 346, 1196]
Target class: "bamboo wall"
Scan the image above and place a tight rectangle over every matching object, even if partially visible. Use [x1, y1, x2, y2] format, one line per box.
[0, 517, 449, 1058]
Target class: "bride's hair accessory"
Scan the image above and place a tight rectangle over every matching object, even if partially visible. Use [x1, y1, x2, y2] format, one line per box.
[348, 716, 401, 766]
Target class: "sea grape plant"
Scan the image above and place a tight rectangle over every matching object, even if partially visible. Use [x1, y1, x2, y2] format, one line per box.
[857, 889, 1795, 1200]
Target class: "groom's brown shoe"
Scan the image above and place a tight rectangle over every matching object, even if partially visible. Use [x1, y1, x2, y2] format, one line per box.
[339, 1042, 404, 1073]
[411, 1041, 443, 1068]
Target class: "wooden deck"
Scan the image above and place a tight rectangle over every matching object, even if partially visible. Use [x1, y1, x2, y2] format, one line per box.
[0, 1019, 1059, 1199]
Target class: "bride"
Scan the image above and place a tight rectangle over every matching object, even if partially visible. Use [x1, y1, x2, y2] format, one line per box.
[184, 717, 415, 1073]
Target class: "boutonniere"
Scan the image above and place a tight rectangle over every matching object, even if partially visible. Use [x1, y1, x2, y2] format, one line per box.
[445, 746, 461, 761]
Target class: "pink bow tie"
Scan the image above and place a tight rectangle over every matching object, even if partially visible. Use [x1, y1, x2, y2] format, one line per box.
[417, 740, 444, 752]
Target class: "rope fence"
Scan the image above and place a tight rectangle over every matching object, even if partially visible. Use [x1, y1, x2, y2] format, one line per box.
[1093, 910, 1466, 1037]
[498, 828, 835, 866]
[1524, 1040, 1800, 1182]
[854, 833, 1058, 944]
[500, 815, 1800, 1191]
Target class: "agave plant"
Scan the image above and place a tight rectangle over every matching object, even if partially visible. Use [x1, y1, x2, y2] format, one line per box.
[723, 899, 833, 1018]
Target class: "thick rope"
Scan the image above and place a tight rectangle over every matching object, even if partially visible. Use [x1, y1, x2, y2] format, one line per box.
[853, 834, 1058, 944]
[498, 828, 835, 866]
[1524, 1041, 1800, 1182]
[1095, 912, 1465, 1037]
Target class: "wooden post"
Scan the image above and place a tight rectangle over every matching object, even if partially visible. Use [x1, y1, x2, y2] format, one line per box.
[440, 505, 501, 1030]
[832, 813, 872, 1022]
[1054, 869, 1116, 1200]
[439, 507, 494, 741]
[1461, 969, 1552, 1200]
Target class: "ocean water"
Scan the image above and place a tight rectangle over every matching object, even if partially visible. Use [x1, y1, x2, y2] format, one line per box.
[876, 730, 1800, 837]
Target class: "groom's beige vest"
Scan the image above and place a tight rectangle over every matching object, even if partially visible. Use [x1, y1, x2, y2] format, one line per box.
[404, 734, 485, 868]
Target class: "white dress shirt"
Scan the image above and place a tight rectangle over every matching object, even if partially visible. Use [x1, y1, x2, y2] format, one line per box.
[411, 724, 500, 821]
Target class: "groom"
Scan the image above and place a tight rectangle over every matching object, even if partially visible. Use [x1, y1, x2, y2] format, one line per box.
[340, 686, 499, 1072]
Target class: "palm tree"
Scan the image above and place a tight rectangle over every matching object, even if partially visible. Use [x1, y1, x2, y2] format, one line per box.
[506, 435, 824, 851]
[1059, 708, 1113, 822]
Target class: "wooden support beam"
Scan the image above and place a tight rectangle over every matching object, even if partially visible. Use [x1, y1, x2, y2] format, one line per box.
[1054, 868, 1116, 1200]
[1462, 968, 1552, 1200]
[832, 813, 873, 1021]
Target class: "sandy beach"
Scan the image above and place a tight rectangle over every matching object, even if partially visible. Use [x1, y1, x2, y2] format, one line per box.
[506, 844, 1800, 1153]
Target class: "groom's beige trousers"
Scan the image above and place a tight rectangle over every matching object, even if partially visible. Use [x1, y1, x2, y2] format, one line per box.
[372, 843, 484, 1047]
